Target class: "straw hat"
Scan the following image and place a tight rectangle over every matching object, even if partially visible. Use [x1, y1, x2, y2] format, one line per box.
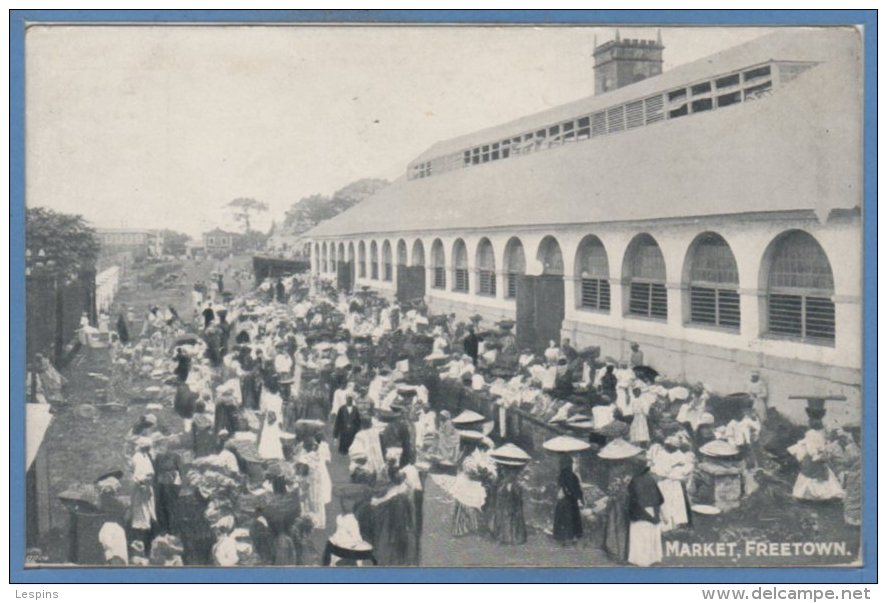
[699, 439, 740, 458]
[458, 430, 485, 442]
[542, 436, 591, 453]
[491, 443, 531, 463]
[598, 437, 643, 460]
[452, 410, 485, 425]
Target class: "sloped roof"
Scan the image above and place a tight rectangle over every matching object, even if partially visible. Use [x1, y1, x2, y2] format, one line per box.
[308, 28, 861, 239]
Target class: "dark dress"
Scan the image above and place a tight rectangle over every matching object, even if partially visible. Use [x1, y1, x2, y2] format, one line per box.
[173, 382, 198, 421]
[116, 314, 130, 344]
[153, 451, 185, 534]
[380, 420, 414, 467]
[333, 405, 362, 455]
[553, 467, 584, 542]
[601, 371, 617, 402]
[173, 352, 191, 383]
[371, 488, 418, 566]
[192, 414, 216, 457]
[202, 307, 215, 329]
[463, 333, 480, 366]
[491, 473, 527, 544]
[603, 465, 633, 563]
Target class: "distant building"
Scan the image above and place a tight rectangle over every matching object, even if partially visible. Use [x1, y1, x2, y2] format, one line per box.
[203, 228, 240, 256]
[593, 30, 664, 94]
[96, 228, 163, 259]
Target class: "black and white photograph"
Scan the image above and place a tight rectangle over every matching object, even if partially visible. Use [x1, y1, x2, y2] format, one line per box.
[21, 21, 865, 571]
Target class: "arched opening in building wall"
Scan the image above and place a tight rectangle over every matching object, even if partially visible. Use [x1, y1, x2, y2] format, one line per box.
[382, 241, 393, 282]
[762, 230, 835, 344]
[574, 235, 611, 312]
[476, 238, 497, 296]
[321, 243, 328, 273]
[358, 241, 367, 278]
[370, 241, 379, 280]
[396, 239, 426, 303]
[330, 244, 337, 273]
[536, 235, 565, 275]
[411, 240, 426, 267]
[623, 234, 668, 319]
[452, 239, 469, 293]
[338, 242, 345, 263]
[343, 241, 356, 291]
[684, 233, 740, 329]
[314, 243, 320, 274]
[514, 236, 566, 353]
[431, 239, 446, 290]
[504, 237, 526, 299]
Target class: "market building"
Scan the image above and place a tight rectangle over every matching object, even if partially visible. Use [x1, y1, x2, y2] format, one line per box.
[305, 28, 862, 426]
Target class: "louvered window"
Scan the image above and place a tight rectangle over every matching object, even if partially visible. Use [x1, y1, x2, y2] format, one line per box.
[644, 95, 664, 124]
[582, 279, 611, 311]
[688, 234, 741, 329]
[382, 243, 393, 281]
[453, 240, 469, 293]
[479, 271, 496, 296]
[505, 240, 525, 300]
[607, 106, 625, 133]
[506, 273, 518, 299]
[431, 242, 446, 289]
[627, 236, 667, 319]
[454, 269, 469, 292]
[576, 236, 610, 312]
[630, 282, 668, 319]
[767, 232, 835, 343]
[476, 240, 496, 296]
[591, 112, 607, 137]
[626, 100, 644, 129]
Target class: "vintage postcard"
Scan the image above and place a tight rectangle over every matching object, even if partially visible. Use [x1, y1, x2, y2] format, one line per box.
[14, 13, 873, 579]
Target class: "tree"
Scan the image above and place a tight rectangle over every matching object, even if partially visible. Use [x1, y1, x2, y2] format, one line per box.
[281, 178, 389, 234]
[160, 229, 190, 256]
[26, 207, 99, 276]
[226, 197, 268, 233]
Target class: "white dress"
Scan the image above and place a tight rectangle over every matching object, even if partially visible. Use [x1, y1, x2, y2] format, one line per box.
[628, 510, 663, 567]
[788, 429, 844, 501]
[257, 420, 283, 460]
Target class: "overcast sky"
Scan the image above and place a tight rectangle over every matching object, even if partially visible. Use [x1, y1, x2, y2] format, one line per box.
[26, 25, 775, 238]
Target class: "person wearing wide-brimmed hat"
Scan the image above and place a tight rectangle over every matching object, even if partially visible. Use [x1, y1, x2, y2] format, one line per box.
[430, 410, 460, 467]
[599, 437, 644, 563]
[552, 453, 584, 544]
[627, 452, 665, 567]
[490, 446, 529, 545]
[451, 432, 496, 538]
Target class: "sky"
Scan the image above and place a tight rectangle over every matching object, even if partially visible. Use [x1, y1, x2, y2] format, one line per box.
[25, 25, 776, 238]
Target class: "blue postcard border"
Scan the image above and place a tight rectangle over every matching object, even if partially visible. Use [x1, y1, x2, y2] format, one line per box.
[8, 8, 878, 584]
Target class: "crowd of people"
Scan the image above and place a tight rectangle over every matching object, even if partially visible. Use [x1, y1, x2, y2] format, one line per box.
[38, 262, 862, 568]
